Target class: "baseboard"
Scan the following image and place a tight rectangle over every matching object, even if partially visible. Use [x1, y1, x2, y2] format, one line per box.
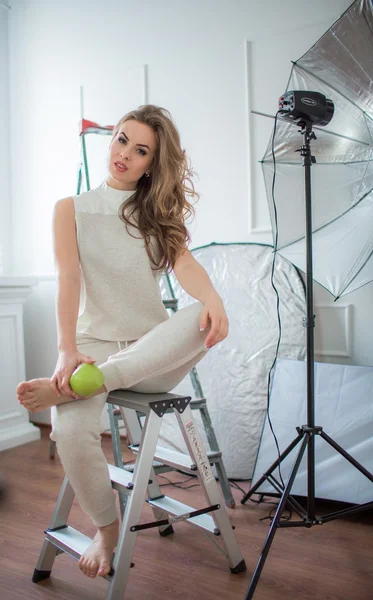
[0, 422, 41, 451]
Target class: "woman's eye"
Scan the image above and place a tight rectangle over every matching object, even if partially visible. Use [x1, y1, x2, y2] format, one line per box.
[118, 137, 146, 156]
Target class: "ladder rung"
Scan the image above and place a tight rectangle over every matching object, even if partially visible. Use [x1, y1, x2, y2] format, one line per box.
[108, 463, 134, 492]
[154, 446, 195, 471]
[44, 526, 133, 577]
[45, 526, 92, 561]
[130, 445, 221, 473]
[122, 460, 168, 472]
[147, 496, 217, 534]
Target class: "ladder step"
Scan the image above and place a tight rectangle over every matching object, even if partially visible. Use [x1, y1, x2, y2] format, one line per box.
[122, 460, 170, 472]
[130, 445, 221, 473]
[112, 398, 206, 419]
[147, 496, 217, 534]
[108, 463, 134, 493]
[45, 526, 93, 561]
[45, 526, 134, 577]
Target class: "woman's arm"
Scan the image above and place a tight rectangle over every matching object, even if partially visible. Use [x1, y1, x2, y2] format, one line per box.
[173, 249, 216, 303]
[53, 198, 81, 352]
[173, 249, 229, 348]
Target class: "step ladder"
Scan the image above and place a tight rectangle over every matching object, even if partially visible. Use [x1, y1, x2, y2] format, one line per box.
[34, 390, 246, 599]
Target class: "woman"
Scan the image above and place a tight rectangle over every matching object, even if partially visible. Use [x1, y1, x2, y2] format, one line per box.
[16, 105, 229, 580]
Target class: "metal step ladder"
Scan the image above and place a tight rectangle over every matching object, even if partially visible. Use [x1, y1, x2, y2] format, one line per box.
[34, 390, 246, 599]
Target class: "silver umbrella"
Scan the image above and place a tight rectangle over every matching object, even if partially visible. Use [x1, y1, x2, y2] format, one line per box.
[261, 0, 373, 299]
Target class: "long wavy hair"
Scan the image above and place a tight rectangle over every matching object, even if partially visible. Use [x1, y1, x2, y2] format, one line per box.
[111, 105, 199, 273]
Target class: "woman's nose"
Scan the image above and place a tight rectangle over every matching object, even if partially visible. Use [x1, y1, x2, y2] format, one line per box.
[119, 147, 130, 159]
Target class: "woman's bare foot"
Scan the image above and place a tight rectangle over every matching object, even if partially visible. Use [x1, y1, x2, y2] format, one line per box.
[16, 379, 107, 412]
[16, 379, 70, 412]
[78, 518, 119, 578]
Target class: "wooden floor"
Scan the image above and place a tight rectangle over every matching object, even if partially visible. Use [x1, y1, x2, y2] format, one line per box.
[0, 426, 372, 600]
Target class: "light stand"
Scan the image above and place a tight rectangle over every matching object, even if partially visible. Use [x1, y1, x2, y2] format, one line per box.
[241, 119, 373, 600]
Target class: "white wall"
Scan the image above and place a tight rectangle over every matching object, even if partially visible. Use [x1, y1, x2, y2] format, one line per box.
[5, 0, 372, 426]
[7, 0, 355, 273]
[0, 4, 11, 274]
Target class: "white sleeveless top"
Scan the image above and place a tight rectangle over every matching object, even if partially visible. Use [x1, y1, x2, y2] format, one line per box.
[73, 180, 169, 341]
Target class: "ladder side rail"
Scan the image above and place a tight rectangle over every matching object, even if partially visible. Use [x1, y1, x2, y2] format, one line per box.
[46, 476, 75, 529]
[81, 133, 90, 191]
[107, 404, 127, 519]
[33, 477, 75, 576]
[108, 405, 124, 468]
[198, 403, 236, 508]
[106, 409, 163, 600]
[118, 406, 143, 446]
[76, 164, 83, 195]
[145, 465, 173, 536]
[174, 405, 244, 570]
[119, 405, 174, 534]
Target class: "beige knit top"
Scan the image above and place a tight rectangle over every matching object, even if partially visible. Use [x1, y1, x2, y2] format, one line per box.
[73, 180, 169, 341]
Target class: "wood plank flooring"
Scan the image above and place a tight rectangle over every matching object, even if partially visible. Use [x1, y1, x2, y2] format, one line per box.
[0, 426, 372, 600]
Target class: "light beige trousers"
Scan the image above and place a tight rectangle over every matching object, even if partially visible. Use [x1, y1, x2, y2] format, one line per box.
[50, 302, 209, 527]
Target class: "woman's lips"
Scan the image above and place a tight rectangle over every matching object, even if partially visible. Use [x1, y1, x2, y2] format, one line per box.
[114, 162, 128, 172]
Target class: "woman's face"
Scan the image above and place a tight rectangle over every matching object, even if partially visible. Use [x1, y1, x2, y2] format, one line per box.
[107, 119, 157, 190]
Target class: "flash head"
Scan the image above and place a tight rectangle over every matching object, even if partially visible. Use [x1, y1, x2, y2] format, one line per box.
[278, 91, 334, 127]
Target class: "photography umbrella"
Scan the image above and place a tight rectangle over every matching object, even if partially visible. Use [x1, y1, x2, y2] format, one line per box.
[261, 0, 373, 299]
[242, 1, 373, 598]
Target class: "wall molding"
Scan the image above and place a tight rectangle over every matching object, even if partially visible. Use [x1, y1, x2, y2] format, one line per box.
[245, 39, 256, 234]
[143, 64, 149, 103]
[249, 227, 272, 236]
[0, 422, 40, 452]
[245, 40, 273, 238]
[0, 409, 24, 423]
[0, 281, 40, 450]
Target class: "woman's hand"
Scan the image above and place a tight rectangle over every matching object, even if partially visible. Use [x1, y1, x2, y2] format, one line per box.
[50, 350, 96, 399]
[200, 293, 229, 349]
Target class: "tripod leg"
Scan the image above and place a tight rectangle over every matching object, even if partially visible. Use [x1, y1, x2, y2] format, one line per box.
[242, 431, 303, 504]
[244, 433, 309, 600]
[320, 431, 373, 483]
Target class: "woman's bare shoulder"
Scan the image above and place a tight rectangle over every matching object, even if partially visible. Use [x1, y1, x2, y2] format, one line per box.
[53, 196, 75, 216]
[52, 198, 78, 236]
[54, 196, 74, 208]
[52, 197, 80, 274]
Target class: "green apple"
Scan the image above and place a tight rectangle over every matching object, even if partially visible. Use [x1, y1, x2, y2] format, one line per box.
[70, 363, 105, 397]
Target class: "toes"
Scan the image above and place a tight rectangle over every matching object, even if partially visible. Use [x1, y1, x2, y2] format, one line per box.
[98, 562, 111, 577]
[88, 560, 98, 578]
[79, 558, 90, 577]
[19, 400, 38, 412]
[16, 382, 27, 395]
[79, 558, 98, 578]
[17, 387, 34, 403]
[78, 559, 85, 574]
